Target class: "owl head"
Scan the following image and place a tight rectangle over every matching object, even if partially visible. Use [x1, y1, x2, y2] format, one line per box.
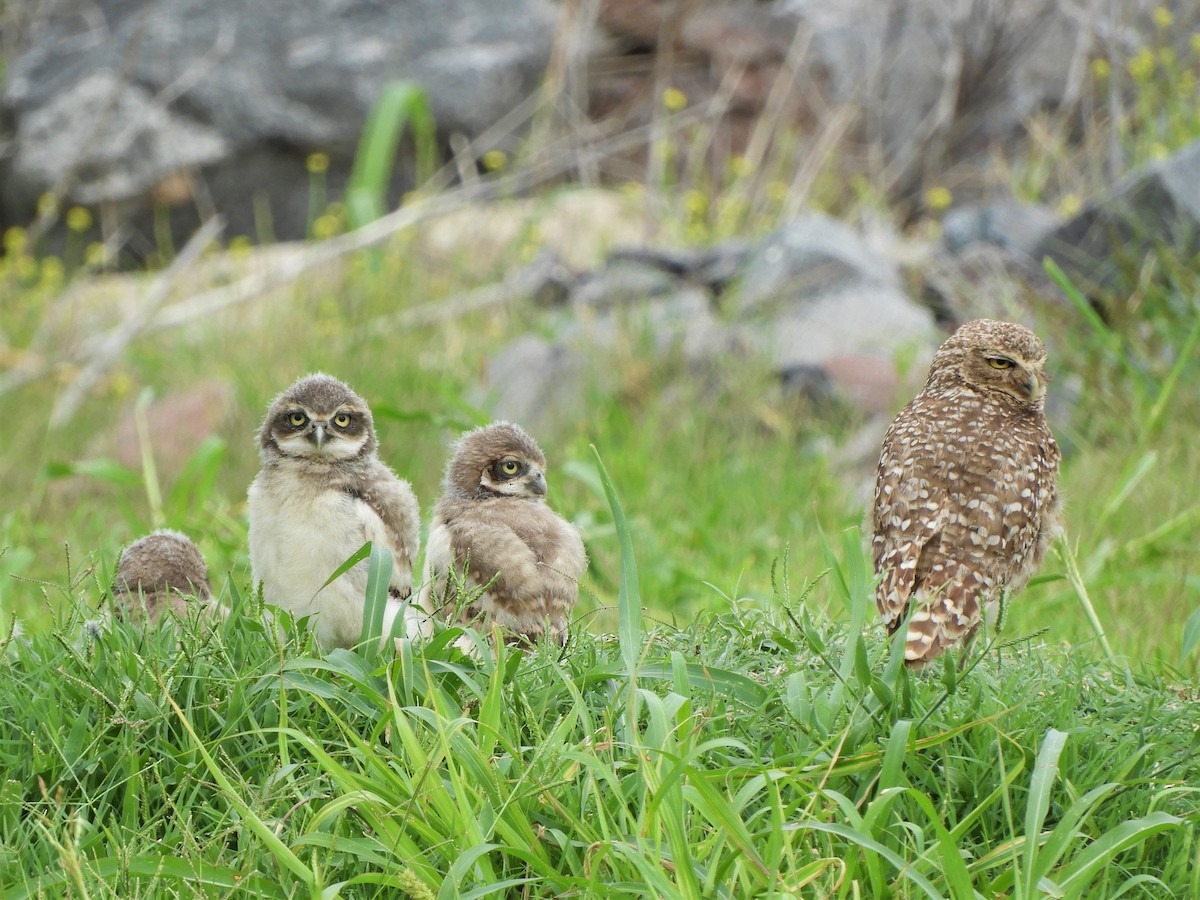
[114, 529, 211, 600]
[444, 421, 548, 501]
[258, 373, 377, 464]
[928, 319, 1050, 407]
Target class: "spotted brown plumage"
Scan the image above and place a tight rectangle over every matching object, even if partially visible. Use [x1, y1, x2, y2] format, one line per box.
[872, 319, 1062, 667]
[419, 421, 587, 646]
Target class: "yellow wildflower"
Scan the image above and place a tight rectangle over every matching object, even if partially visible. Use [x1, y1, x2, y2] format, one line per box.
[481, 149, 508, 171]
[924, 186, 953, 211]
[662, 87, 688, 111]
[66, 206, 92, 232]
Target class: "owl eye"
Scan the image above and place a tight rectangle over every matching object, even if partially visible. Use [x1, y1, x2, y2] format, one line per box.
[986, 356, 1014, 370]
[288, 412, 308, 427]
[333, 413, 351, 427]
[500, 460, 521, 476]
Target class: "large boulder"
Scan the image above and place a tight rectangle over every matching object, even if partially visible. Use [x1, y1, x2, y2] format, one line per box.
[1034, 139, 1200, 295]
[1, 0, 558, 249]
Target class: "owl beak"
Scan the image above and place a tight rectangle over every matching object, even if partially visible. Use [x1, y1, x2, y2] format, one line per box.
[531, 471, 547, 496]
[1026, 372, 1043, 401]
[309, 424, 326, 449]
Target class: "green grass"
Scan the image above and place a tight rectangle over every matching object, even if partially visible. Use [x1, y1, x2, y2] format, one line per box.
[0, 491, 1196, 897]
[4, 29, 1200, 891]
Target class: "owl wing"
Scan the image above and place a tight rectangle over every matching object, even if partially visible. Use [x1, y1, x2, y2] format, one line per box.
[1001, 422, 1063, 593]
[336, 461, 421, 599]
[872, 401, 951, 634]
[441, 501, 586, 642]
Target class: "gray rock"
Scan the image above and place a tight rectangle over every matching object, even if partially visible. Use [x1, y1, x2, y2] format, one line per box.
[1034, 139, 1200, 294]
[2, 0, 557, 244]
[734, 281, 935, 373]
[734, 214, 901, 317]
[732, 214, 936, 373]
[478, 335, 593, 435]
[942, 201, 1060, 256]
[571, 257, 684, 310]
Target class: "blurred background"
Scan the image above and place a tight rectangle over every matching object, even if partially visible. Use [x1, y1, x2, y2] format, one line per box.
[1, 0, 1198, 665]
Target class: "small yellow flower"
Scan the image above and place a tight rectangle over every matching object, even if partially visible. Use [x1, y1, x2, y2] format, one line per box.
[1057, 194, 1082, 217]
[767, 180, 790, 204]
[924, 185, 953, 211]
[730, 156, 753, 178]
[40, 255, 64, 289]
[1153, 6, 1173, 28]
[311, 214, 339, 240]
[37, 192, 58, 217]
[66, 206, 92, 232]
[1191, 33, 1200, 54]
[85, 242, 107, 267]
[662, 87, 687, 111]
[4, 226, 27, 254]
[1149, 142, 1170, 160]
[1090, 57, 1111, 80]
[229, 235, 254, 258]
[306, 152, 330, 174]
[110, 371, 134, 399]
[481, 149, 508, 171]
[14, 255, 37, 281]
[683, 188, 708, 219]
[1127, 47, 1155, 82]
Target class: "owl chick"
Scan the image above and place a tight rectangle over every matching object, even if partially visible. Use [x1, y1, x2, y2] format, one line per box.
[872, 318, 1062, 667]
[112, 529, 222, 624]
[248, 373, 423, 650]
[420, 421, 587, 646]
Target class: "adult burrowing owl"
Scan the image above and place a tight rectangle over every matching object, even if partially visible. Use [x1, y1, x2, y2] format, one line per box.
[872, 319, 1061, 667]
[112, 529, 223, 624]
[248, 374, 423, 650]
[420, 422, 587, 646]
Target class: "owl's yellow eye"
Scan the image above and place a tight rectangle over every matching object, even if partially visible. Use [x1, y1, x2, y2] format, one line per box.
[986, 357, 1014, 370]
[333, 413, 351, 427]
[288, 412, 307, 427]
[501, 460, 520, 475]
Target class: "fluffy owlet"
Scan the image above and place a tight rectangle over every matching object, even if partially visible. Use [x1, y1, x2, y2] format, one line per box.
[872, 319, 1062, 667]
[419, 422, 587, 646]
[112, 529, 222, 624]
[248, 373, 423, 650]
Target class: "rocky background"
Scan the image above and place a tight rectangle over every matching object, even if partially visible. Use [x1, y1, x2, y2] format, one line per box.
[3, 0, 1200, 460]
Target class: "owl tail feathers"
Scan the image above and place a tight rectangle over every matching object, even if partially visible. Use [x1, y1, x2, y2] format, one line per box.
[903, 601, 980, 669]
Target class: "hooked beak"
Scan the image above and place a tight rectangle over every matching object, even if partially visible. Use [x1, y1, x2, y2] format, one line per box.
[308, 424, 326, 449]
[531, 470, 547, 496]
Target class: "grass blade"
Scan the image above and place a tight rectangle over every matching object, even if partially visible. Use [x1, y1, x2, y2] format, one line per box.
[358, 542, 394, 654]
[346, 81, 435, 229]
[591, 445, 642, 679]
[1022, 727, 1068, 897]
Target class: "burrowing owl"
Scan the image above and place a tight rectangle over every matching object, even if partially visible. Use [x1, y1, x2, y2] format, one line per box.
[112, 529, 222, 624]
[420, 421, 587, 646]
[872, 319, 1062, 667]
[248, 374, 423, 650]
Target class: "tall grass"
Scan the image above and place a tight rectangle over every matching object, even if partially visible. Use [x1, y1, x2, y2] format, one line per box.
[1, 459, 1195, 897]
